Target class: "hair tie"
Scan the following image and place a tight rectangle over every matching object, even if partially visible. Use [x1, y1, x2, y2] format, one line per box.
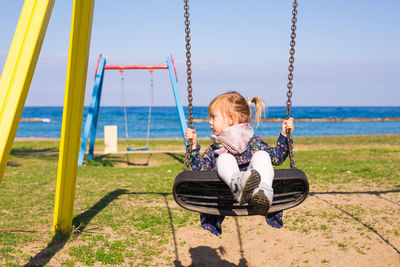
[246, 96, 252, 106]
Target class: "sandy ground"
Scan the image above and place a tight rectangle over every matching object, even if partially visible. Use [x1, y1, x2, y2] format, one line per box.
[13, 189, 400, 266]
[167, 192, 400, 267]
[3, 182, 399, 266]
[6, 137, 400, 266]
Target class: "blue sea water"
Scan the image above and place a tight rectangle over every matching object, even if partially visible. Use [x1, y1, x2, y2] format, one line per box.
[17, 106, 400, 139]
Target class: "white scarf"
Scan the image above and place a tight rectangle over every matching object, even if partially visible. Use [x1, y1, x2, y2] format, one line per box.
[211, 123, 254, 155]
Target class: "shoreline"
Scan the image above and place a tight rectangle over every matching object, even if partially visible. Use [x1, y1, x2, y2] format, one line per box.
[14, 133, 400, 142]
[20, 117, 400, 123]
[192, 117, 400, 122]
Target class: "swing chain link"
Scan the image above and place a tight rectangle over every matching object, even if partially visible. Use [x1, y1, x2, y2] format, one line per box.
[146, 70, 154, 147]
[182, 0, 298, 170]
[150, 71, 154, 95]
[184, 0, 194, 171]
[286, 0, 298, 169]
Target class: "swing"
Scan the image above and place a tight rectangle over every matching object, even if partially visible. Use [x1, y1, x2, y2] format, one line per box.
[120, 69, 153, 151]
[173, 0, 309, 216]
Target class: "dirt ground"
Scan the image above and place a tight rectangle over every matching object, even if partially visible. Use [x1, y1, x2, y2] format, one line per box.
[5, 137, 400, 266]
[13, 185, 400, 266]
[167, 190, 400, 267]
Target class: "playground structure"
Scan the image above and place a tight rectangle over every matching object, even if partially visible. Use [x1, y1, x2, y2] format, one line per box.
[0, 0, 306, 236]
[78, 54, 188, 166]
[0, 0, 183, 236]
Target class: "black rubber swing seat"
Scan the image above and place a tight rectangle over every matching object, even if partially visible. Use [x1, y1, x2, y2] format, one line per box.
[173, 169, 309, 216]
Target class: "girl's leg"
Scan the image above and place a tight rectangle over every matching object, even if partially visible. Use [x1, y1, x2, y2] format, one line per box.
[248, 151, 274, 215]
[216, 153, 239, 185]
[248, 151, 274, 187]
[217, 153, 261, 205]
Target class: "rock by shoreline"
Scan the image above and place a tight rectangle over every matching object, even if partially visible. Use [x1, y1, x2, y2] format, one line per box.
[20, 118, 51, 122]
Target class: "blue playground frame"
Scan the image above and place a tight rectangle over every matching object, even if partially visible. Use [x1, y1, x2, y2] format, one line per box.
[78, 55, 187, 166]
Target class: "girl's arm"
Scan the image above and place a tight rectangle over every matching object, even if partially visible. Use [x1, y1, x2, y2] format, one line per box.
[184, 128, 198, 149]
[260, 117, 294, 166]
[189, 145, 215, 171]
[280, 118, 294, 137]
[258, 134, 290, 166]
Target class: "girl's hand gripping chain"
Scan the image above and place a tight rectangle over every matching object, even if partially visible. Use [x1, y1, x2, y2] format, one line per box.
[281, 117, 294, 137]
[184, 128, 198, 149]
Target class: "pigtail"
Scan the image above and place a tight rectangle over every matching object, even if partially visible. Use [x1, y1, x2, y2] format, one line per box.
[250, 96, 266, 127]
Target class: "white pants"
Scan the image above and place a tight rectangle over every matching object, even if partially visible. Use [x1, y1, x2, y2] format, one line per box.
[216, 151, 274, 189]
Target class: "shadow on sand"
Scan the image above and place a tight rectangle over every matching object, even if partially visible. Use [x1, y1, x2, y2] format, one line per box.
[24, 189, 129, 266]
[24, 188, 249, 266]
[173, 216, 248, 267]
[24, 188, 399, 265]
[310, 189, 400, 255]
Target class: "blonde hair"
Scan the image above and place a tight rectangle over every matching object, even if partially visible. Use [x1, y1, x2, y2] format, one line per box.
[208, 91, 266, 127]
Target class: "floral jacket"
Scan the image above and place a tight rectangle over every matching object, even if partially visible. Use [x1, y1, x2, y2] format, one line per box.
[190, 134, 290, 171]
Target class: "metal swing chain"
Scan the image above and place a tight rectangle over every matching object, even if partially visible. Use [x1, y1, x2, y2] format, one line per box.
[286, 0, 298, 169]
[181, 0, 297, 170]
[183, 0, 194, 171]
[120, 70, 131, 149]
[145, 70, 154, 148]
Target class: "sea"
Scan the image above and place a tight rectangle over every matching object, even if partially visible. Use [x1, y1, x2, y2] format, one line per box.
[17, 106, 400, 139]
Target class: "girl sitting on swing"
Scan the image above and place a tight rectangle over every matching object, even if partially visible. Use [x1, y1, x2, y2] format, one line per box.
[184, 91, 294, 236]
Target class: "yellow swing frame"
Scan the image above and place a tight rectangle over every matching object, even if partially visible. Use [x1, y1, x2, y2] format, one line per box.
[0, 0, 95, 236]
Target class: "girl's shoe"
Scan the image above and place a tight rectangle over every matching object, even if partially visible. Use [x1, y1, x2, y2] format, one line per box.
[251, 183, 273, 216]
[200, 213, 224, 236]
[266, 211, 284, 229]
[230, 169, 261, 205]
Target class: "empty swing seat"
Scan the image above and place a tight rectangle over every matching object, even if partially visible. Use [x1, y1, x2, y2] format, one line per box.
[127, 147, 149, 151]
[173, 169, 309, 216]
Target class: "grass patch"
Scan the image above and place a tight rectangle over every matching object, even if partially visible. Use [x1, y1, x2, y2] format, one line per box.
[1, 135, 399, 265]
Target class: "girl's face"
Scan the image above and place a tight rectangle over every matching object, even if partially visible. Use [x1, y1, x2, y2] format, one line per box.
[209, 109, 231, 135]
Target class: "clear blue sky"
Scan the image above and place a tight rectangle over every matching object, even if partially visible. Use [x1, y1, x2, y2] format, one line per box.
[1, 0, 399, 107]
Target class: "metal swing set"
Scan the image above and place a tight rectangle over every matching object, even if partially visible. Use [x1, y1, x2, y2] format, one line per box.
[0, 0, 308, 236]
[77, 54, 188, 166]
[173, 0, 309, 216]
[119, 68, 152, 152]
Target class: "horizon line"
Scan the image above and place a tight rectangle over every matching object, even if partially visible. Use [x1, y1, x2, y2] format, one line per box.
[23, 105, 400, 108]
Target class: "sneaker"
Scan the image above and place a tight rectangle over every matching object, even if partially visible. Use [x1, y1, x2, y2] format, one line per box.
[230, 169, 261, 205]
[251, 184, 273, 216]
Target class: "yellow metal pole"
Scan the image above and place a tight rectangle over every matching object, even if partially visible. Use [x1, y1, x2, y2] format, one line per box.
[0, 0, 55, 184]
[52, 0, 95, 235]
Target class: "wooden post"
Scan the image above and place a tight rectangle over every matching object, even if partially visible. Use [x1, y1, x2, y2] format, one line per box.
[52, 0, 95, 235]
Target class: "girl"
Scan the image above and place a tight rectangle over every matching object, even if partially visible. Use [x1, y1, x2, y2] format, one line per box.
[184, 91, 294, 236]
